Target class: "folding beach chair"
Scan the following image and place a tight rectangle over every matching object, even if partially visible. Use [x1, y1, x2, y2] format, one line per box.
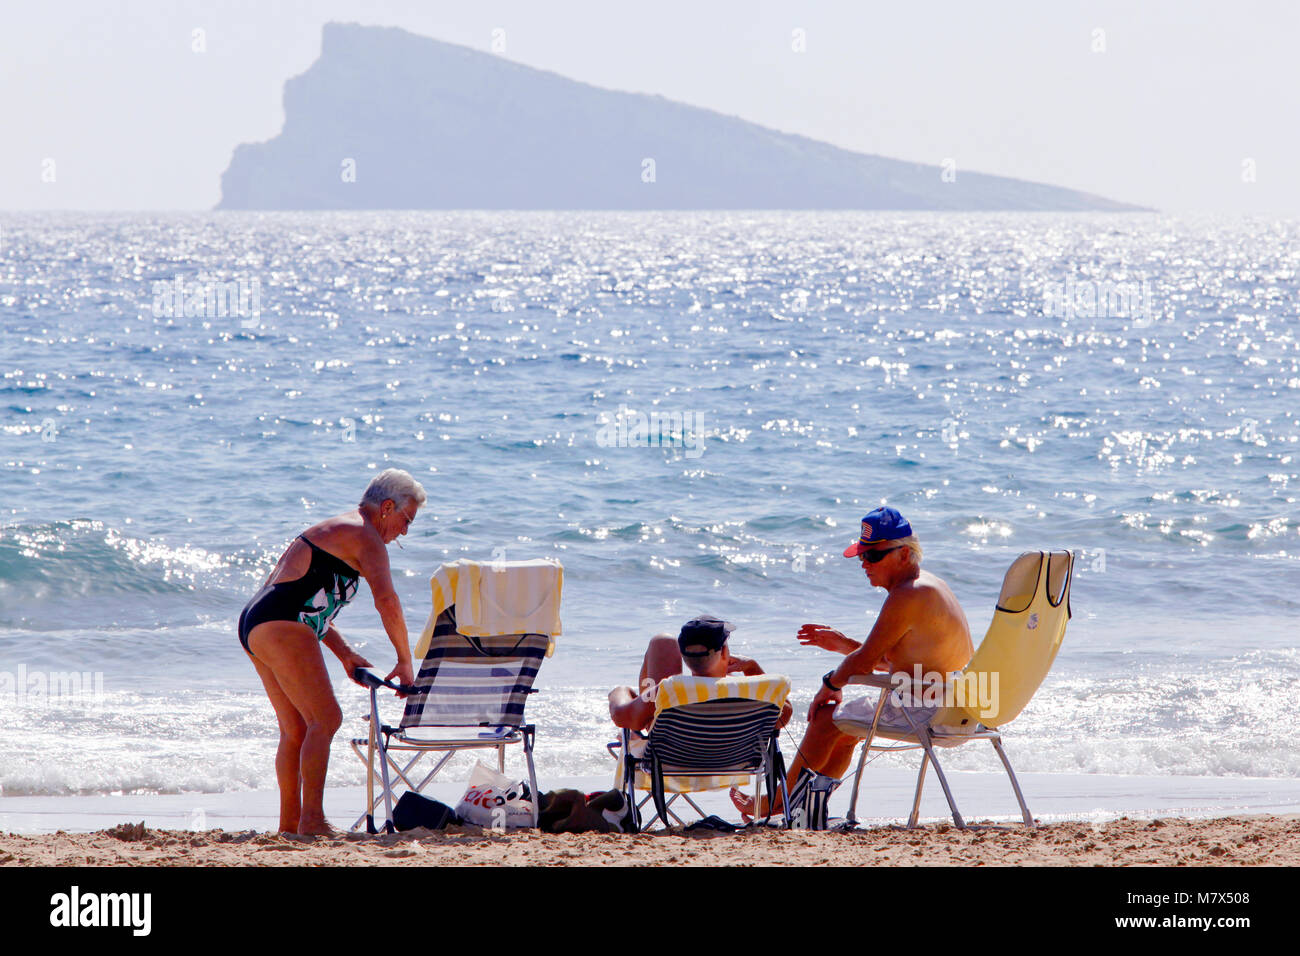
[351, 559, 562, 833]
[608, 674, 792, 831]
[835, 550, 1073, 830]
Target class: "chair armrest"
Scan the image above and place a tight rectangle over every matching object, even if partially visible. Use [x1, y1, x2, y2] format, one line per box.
[352, 666, 420, 696]
[608, 727, 650, 761]
[607, 727, 633, 760]
[843, 672, 894, 690]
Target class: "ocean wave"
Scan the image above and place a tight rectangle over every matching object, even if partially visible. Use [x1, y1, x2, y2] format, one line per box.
[0, 520, 244, 603]
[2, 670, 1298, 797]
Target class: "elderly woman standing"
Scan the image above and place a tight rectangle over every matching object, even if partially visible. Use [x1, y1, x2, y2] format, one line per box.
[238, 468, 426, 835]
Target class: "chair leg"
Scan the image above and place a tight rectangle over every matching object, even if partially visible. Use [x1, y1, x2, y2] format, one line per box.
[990, 736, 1034, 827]
[917, 733, 965, 830]
[354, 780, 391, 832]
[844, 687, 889, 826]
[376, 735, 396, 833]
[635, 793, 660, 830]
[680, 793, 707, 819]
[365, 705, 377, 833]
[663, 794, 686, 828]
[777, 752, 791, 829]
[522, 725, 540, 828]
[845, 739, 871, 826]
[639, 790, 686, 829]
[907, 752, 929, 828]
[383, 749, 426, 792]
[620, 730, 643, 833]
[349, 729, 427, 831]
[360, 686, 397, 833]
[409, 751, 454, 792]
[763, 750, 793, 829]
[350, 736, 373, 832]
[633, 792, 676, 831]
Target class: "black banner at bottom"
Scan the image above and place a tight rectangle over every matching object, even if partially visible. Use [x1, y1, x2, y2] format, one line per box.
[0, 863, 1279, 941]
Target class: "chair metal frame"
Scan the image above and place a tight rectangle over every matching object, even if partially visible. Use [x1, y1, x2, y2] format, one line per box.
[838, 549, 1073, 830]
[838, 673, 1033, 830]
[610, 697, 792, 831]
[350, 608, 547, 833]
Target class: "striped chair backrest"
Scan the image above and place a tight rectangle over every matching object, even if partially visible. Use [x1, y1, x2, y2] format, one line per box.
[648, 698, 782, 775]
[400, 607, 548, 729]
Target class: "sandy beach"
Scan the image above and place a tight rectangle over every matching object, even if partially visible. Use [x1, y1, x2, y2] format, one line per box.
[3, 815, 1296, 867]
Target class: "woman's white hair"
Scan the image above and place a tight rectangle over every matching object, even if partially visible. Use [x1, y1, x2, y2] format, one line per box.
[360, 468, 427, 510]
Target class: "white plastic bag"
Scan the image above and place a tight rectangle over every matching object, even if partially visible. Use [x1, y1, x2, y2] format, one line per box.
[455, 760, 535, 829]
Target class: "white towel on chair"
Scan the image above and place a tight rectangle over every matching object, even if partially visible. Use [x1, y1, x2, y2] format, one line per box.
[430, 558, 563, 637]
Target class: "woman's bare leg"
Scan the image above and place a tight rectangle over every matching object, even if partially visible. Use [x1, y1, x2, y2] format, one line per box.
[248, 621, 343, 835]
[248, 652, 308, 833]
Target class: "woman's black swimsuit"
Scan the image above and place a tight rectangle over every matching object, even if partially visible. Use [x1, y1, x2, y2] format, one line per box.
[238, 534, 361, 656]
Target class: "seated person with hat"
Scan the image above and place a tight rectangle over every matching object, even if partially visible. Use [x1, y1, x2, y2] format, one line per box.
[731, 506, 973, 818]
[609, 615, 793, 733]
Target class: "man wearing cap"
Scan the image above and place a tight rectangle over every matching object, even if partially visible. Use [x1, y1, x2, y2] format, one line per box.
[731, 506, 972, 818]
[608, 616, 793, 733]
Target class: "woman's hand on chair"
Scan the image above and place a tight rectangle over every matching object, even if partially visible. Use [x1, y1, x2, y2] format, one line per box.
[385, 658, 414, 697]
[341, 650, 374, 686]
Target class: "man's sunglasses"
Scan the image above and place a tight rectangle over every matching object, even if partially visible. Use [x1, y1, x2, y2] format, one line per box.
[861, 545, 903, 563]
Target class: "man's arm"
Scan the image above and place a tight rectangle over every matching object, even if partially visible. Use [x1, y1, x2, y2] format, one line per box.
[805, 597, 914, 722]
[828, 591, 915, 687]
[726, 654, 764, 676]
[796, 624, 861, 656]
[722, 655, 793, 727]
[609, 685, 655, 732]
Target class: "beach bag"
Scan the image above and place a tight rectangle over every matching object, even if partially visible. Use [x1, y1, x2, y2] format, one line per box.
[538, 788, 635, 834]
[790, 768, 837, 830]
[392, 791, 460, 831]
[455, 760, 535, 829]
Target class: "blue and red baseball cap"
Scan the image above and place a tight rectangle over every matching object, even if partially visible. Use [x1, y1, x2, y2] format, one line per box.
[843, 506, 913, 557]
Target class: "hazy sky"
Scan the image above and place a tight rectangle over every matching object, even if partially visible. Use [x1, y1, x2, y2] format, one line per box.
[4, 0, 1298, 213]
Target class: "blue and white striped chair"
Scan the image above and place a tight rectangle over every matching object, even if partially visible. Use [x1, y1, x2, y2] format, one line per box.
[610, 674, 792, 831]
[350, 605, 551, 832]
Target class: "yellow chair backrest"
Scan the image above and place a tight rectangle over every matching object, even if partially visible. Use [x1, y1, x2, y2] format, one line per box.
[653, 674, 791, 716]
[933, 550, 1073, 729]
[617, 674, 792, 795]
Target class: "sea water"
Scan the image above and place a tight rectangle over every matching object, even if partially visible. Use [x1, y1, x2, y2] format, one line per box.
[0, 211, 1296, 798]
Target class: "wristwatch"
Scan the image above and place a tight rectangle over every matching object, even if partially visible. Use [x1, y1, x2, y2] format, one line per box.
[822, 670, 842, 692]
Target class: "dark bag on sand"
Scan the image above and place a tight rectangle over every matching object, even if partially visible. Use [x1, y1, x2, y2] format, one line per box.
[789, 767, 837, 830]
[538, 788, 635, 834]
[393, 791, 460, 831]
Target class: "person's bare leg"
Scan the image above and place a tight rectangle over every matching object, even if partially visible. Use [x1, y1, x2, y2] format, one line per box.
[609, 635, 686, 729]
[248, 621, 344, 835]
[249, 652, 308, 833]
[731, 703, 859, 818]
[638, 633, 683, 689]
